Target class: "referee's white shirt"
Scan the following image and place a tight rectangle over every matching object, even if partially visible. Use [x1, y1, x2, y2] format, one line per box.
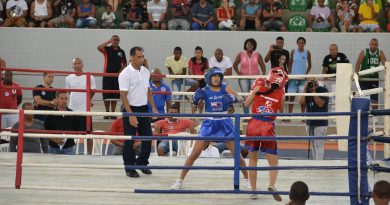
[118, 63, 150, 106]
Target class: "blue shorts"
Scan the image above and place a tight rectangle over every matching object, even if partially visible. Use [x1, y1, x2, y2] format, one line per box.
[199, 118, 235, 142]
[157, 140, 178, 154]
[287, 80, 305, 93]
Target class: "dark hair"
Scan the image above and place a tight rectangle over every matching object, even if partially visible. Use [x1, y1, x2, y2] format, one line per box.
[195, 46, 203, 52]
[174, 47, 182, 53]
[106, 4, 112, 8]
[43, 72, 49, 76]
[244, 38, 257, 50]
[289, 181, 309, 202]
[373, 180, 390, 199]
[130, 46, 143, 56]
[112, 34, 119, 38]
[56, 91, 68, 98]
[297, 37, 306, 44]
[276, 36, 284, 41]
[170, 102, 180, 112]
[22, 102, 34, 109]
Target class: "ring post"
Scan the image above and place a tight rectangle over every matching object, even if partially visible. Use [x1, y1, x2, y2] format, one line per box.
[384, 62, 390, 159]
[233, 114, 240, 191]
[15, 109, 25, 189]
[348, 98, 369, 205]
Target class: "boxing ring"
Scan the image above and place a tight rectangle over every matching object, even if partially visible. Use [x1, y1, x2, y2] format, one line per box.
[1, 63, 390, 205]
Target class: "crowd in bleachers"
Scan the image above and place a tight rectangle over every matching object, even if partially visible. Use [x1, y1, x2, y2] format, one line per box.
[0, 0, 389, 31]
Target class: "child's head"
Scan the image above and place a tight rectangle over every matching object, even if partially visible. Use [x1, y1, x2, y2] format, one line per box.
[105, 4, 112, 12]
[373, 180, 390, 205]
[342, 0, 349, 9]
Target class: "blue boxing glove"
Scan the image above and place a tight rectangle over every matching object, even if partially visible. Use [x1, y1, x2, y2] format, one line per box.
[193, 88, 205, 106]
[222, 94, 239, 111]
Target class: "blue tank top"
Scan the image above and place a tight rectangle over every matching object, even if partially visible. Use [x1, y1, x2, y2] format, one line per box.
[291, 49, 307, 75]
[204, 84, 228, 112]
[80, 3, 92, 17]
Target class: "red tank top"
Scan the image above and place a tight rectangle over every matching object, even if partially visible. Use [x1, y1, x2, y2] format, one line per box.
[251, 78, 284, 120]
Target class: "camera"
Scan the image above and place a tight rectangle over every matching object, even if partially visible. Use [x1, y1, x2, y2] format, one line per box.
[272, 45, 279, 49]
[306, 80, 315, 92]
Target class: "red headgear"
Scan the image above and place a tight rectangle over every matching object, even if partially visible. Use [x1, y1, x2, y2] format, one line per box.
[266, 66, 289, 88]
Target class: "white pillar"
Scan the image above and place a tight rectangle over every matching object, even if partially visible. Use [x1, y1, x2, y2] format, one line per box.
[335, 63, 353, 151]
[384, 62, 390, 159]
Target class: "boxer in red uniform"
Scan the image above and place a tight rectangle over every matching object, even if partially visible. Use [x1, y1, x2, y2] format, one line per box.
[244, 56, 288, 200]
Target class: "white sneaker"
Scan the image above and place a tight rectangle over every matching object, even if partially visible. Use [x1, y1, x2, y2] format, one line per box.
[243, 179, 252, 190]
[170, 179, 183, 190]
[250, 194, 258, 200]
[268, 186, 282, 201]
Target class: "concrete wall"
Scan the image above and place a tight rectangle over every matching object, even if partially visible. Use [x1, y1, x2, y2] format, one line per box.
[0, 28, 389, 99]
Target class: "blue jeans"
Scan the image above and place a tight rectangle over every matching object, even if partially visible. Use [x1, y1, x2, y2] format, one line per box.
[238, 79, 255, 114]
[75, 18, 97, 28]
[48, 146, 76, 155]
[191, 22, 215, 30]
[171, 78, 198, 100]
[157, 140, 178, 155]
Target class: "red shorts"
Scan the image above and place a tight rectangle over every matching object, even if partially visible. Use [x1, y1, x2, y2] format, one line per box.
[245, 118, 277, 155]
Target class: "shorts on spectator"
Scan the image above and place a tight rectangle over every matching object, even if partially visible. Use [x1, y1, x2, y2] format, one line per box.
[48, 145, 76, 155]
[245, 19, 256, 30]
[158, 140, 178, 155]
[312, 21, 331, 30]
[359, 80, 379, 101]
[120, 21, 141, 29]
[262, 19, 284, 30]
[2, 18, 26, 27]
[48, 16, 74, 27]
[212, 142, 246, 153]
[75, 17, 97, 28]
[101, 21, 116, 29]
[29, 19, 47, 27]
[168, 18, 190, 30]
[287, 80, 305, 93]
[102, 76, 120, 99]
[147, 21, 166, 29]
[338, 22, 356, 31]
[358, 23, 380, 32]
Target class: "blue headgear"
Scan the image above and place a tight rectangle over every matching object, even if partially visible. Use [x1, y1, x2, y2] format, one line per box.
[205, 67, 224, 87]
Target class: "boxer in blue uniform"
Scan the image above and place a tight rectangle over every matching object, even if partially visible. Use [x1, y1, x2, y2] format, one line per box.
[170, 67, 249, 190]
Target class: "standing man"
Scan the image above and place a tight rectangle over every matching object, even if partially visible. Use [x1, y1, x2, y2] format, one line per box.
[208, 48, 233, 81]
[299, 78, 329, 160]
[322, 44, 349, 93]
[33, 72, 56, 122]
[119, 46, 157, 178]
[149, 68, 172, 122]
[264, 36, 289, 71]
[98, 35, 127, 119]
[165, 47, 188, 101]
[65, 57, 96, 154]
[1, 70, 22, 129]
[355, 38, 386, 109]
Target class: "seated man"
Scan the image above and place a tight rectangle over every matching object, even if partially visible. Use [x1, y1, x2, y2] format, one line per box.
[307, 0, 337, 32]
[28, 0, 52, 27]
[239, 0, 261, 30]
[110, 117, 141, 155]
[120, 0, 144, 29]
[154, 103, 197, 156]
[9, 102, 48, 153]
[1, 0, 28, 27]
[261, 0, 286, 31]
[47, 0, 77, 28]
[286, 181, 310, 205]
[149, 68, 172, 122]
[357, 0, 380, 32]
[146, 0, 167, 30]
[168, 0, 190, 30]
[191, 0, 215, 30]
[372, 180, 390, 205]
[75, 0, 97, 28]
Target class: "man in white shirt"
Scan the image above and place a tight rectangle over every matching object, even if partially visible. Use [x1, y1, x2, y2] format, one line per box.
[119, 46, 157, 178]
[147, 0, 167, 29]
[1, 0, 28, 27]
[65, 57, 96, 154]
[208, 48, 232, 83]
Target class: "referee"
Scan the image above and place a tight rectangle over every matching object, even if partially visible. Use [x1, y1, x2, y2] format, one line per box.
[119, 46, 157, 178]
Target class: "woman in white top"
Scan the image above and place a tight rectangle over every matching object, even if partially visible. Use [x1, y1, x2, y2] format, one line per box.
[29, 0, 52, 27]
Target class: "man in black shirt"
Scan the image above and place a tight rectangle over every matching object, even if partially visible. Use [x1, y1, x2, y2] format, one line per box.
[33, 72, 56, 122]
[322, 44, 349, 93]
[299, 78, 329, 160]
[48, 0, 77, 28]
[265, 36, 290, 92]
[98, 35, 127, 119]
[44, 91, 83, 155]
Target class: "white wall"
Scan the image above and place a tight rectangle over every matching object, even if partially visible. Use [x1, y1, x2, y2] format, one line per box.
[0, 28, 389, 99]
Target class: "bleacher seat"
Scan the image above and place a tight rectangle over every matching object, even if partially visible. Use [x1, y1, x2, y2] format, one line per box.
[288, 15, 307, 31]
[288, 0, 308, 11]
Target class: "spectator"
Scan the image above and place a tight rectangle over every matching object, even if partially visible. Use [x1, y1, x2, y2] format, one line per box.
[1, 0, 28, 27]
[372, 180, 390, 205]
[9, 102, 48, 153]
[101, 4, 116, 29]
[65, 57, 96, 154]
[357, 0, 380, 32]
[188, 46, 208, 113]
[154, 103, 196, 156]
[109, 117, 142, 155]
[286, 181, 310, 205]
[208, 48, 233, 83]
[137, 0, 149, 23]
[264, 36, 290, 72]
[0, 57, 5, 68]
[322, 44, 349, 93]
[44, 91, 82, 155]
[287, 37, 311, 115]
[146, 0, 167, 30]
[1, 71, 22, 129]
[191, 0, 215, 30]
[168, 0, 190, 30]
[216, 0, 236, 30]
[47, 0, 77, 28]
[107, 0, 120, 12]
[239, 0, 261, 31]
[355, 38, 387, 109]
[349, 0, 359, 26]
[28, 0, 52, 27]
[149, 68, 172, 122]
[165, 47, 190, 101]
[0, 1, 4, 24]
[120, 0, 144, 29]
[233, 38, 266, 114]
[97, 35, 127, 119]
[33, 72, 56, 122]
[307, 0, 337, 32]
[386, 1, 390, 32]
[337, 0, 357, 32]
[76, 0, 97, 28]
[118, 46, 157, 178]
[261, 0, 286, 31]
[299, 78, 329, 160]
